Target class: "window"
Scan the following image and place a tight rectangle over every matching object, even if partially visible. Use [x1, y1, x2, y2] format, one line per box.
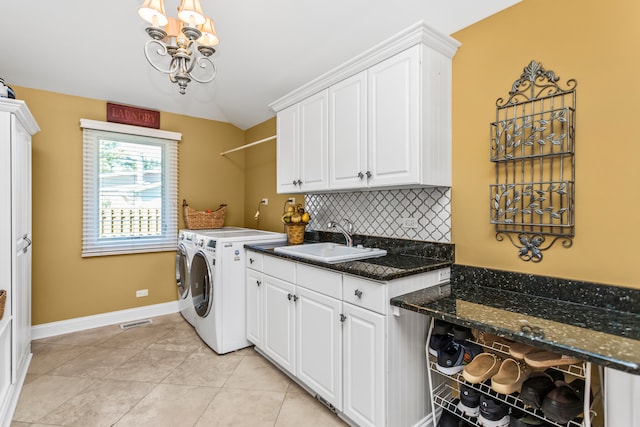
[80, 119, 181, 257]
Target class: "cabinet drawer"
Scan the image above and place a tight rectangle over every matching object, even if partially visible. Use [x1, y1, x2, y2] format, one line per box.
[297, 264, 342, 299]
[246, 251, 263, 271]
[343, 276, 387, 315]
[263, 255, 296, 283]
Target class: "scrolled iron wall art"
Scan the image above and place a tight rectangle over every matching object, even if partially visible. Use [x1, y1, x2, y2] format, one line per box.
[490, 61, 577, 262]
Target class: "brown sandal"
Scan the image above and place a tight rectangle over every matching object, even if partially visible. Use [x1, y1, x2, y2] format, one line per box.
[524, 350, 582, 368]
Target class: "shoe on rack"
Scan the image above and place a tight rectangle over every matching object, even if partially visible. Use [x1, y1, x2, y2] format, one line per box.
[520, 368, 565, 409]
[436, 408, 463, 427]
[541, 378, 591, 424]
[462, 352, 501, 384]
[436, 339, 484, 375]
[457, 383, 481, 417]
[433, 319, 454, 335]
[524, 350, 582, 368]
[510, 409, 554, 426]
[491, 358, 529, 395]
[428, 320, 454, 356]
[509, 342, 543, 360]
[478, 394, 510, 427]
[475, 331, 513, 349]
[453, 325, 473, 342]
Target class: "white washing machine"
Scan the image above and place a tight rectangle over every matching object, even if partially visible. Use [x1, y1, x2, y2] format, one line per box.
[176, 230, 197, 325]
[189, 228, 286, 354]
[176, 227, 247, 326]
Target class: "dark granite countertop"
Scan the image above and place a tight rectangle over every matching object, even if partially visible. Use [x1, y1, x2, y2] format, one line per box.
[390, 265, 640, 374]
[245, 232, 454, 281]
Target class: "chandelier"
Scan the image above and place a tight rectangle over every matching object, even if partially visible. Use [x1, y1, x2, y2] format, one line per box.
[138, 0, 219, 94]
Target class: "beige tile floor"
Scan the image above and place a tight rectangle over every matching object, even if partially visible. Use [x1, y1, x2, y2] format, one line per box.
[12, 313, 348, 427]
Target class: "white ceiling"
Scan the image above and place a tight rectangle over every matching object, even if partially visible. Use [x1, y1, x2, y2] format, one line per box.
[1, 0, 519, 130]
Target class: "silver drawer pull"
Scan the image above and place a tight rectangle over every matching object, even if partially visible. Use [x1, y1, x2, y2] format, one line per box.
[354, 289, 363, 299]
[249, 258, 255, 264]
[340, 314, 347, 322]
[256, 280, 261, 286]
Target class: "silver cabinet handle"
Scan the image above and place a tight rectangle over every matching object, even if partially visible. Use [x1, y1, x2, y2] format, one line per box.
[249, 258, 255, 264]
[256, 280, 261, 287]
[357, 172, 364, 179]
[23, 235, 32, 254]
[293, 294, 299, 302]
[366, 171, 372, 179]
[288, 293, 293, 300]
[297, 179, 302, 185]
[340, 314, 347, 322]
[354, 289, 363, 299]
[292, 180, 298, 186]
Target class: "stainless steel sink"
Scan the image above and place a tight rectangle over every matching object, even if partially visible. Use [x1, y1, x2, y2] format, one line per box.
[274, 242, 387, 264]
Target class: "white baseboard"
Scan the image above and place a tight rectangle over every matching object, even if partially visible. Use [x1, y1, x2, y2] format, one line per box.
[31, 301, 180, 340]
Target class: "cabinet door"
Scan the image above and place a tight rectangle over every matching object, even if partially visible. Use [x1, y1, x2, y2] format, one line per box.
[368, 45, 420, 188]
[343, 303, 385, 427]
[296, 286, 342, 410]
[299, 90, 329, 192]
[246, 269, 263, 348]
[276, 104, 300, 194]
[263, 275, 296, 375]
[11, 117, 32, 379]
[329, 71, 368, 190]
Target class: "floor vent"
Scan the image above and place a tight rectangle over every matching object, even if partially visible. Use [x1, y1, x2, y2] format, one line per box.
[120, 319, 153, 330]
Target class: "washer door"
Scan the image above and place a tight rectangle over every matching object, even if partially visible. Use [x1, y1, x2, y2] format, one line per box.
[190, 251, 214, 317]
[176, 244, 189, 299]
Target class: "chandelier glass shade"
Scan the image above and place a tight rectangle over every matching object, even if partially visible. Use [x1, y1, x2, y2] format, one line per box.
[138, 0, 219, 94]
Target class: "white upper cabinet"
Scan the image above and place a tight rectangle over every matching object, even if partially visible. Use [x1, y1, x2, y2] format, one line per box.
[329, 71, 368, 190]
[271, 21, 460, 193]
[367, 46, 420, 188]
[276, 90, 329, 194]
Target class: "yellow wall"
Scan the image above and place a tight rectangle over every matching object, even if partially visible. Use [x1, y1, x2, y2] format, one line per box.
[16, 86, 245, 325]
[243, 117, 295, 233]
[451, 0, 640, 288]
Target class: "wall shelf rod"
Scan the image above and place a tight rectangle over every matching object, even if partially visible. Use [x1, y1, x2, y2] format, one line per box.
[220, 135, 277, 156]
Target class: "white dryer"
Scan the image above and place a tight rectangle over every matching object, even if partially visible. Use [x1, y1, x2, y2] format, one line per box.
[189, 228, 286, 354]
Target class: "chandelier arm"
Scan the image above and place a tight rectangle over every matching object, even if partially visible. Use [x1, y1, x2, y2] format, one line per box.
[144, 39, 176, 75]
[189, 57, 217, 83]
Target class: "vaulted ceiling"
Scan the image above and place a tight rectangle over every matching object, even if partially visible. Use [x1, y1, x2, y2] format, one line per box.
[1, 0, 520, 130]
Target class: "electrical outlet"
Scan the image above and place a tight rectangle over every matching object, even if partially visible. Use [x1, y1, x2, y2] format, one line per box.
[287, 197, 295, 204]
[136, 289, 149, 297]
[261, 198, 268, 205]
[438, 269, 451, 282]
[401, 217, 418, 228]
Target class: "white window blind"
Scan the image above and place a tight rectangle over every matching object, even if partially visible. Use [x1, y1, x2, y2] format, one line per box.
[80, 119, 181, 257]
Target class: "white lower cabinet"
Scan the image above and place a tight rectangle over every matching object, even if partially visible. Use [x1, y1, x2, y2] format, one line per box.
[247, 251, 444, 426]
[296, 287, 343, 410]
[263, 274, 296, 375]
[246, 267, 264, 348]
[342, 302, 385, 427]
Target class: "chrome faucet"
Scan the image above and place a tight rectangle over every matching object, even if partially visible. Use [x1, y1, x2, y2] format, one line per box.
[327, 219, 354, 247]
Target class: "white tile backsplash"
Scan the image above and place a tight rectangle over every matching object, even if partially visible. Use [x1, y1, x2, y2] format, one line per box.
[305, 188, 451, 242]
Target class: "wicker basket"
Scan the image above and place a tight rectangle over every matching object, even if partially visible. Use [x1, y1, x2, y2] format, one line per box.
[183, 199, 226, 229]
[285, 223, 306, 245]
[0, 290, 6, 321]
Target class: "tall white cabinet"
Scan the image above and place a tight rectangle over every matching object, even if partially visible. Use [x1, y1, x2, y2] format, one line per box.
[0, 99, 39, 427]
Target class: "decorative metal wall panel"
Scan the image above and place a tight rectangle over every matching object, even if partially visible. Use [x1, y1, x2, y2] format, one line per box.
[305, 188, 451, 242]
[491, 61, 576, 262]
